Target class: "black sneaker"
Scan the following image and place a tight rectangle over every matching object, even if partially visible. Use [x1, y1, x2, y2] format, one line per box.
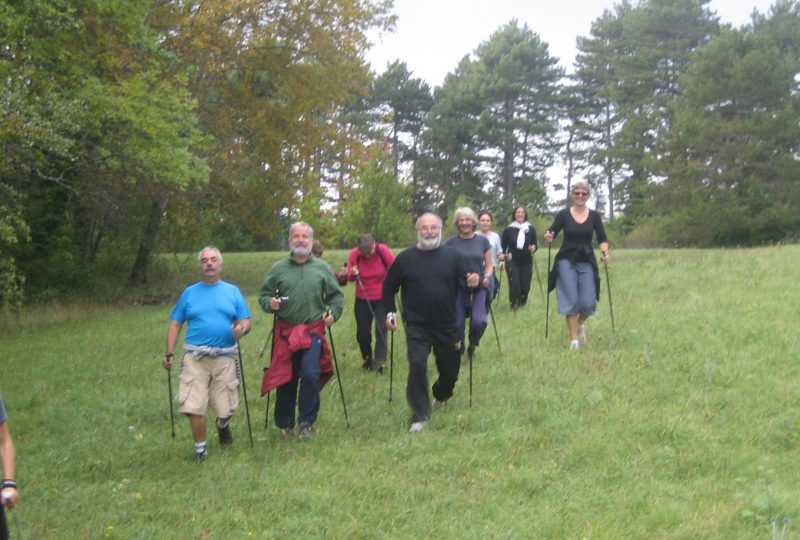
[217, 422, 233, 446]
[195, 447, 208, 461]
[361, 357, 373, 370]
[373, 361, 385, 374]
[281, 426, 294, 438]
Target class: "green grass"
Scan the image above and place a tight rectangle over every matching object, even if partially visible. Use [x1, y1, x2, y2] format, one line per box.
[1, 246, 799, 538]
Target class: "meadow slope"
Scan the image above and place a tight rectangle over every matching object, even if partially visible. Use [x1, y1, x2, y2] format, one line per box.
[1, 246, 798, 539]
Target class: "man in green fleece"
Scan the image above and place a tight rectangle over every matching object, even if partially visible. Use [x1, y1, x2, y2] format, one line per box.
[259, 222, 344, 439]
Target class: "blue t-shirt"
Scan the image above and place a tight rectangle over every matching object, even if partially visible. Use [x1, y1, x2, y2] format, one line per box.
[170, 281, 252, 348]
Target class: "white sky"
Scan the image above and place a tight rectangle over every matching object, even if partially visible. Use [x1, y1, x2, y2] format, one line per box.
[366, 0, 779, 87]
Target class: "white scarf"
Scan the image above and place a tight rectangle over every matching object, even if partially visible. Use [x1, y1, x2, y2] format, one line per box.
[508, 221, 531, 250]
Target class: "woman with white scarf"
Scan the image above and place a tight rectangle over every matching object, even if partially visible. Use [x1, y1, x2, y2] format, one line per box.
[500, 205, 538, 310]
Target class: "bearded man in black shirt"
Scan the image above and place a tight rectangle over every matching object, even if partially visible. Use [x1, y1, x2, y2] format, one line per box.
[383, 213, 479, 433]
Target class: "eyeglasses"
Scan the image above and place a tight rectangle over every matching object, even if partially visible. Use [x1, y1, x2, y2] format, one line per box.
[417, 225, 441, 233]
[572, 191, 589, 197]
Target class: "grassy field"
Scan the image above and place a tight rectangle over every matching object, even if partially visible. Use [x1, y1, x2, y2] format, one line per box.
[1, 245, 798, 539]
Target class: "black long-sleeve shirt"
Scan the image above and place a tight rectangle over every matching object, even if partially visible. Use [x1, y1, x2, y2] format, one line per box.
[546, 208, 609, 297]
[548, 209, 608, 263]
[382, 245, 468, 328]
[501, 223, 538, 265]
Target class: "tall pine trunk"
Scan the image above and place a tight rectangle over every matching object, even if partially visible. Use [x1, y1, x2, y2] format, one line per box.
[129, 191, 170, 286]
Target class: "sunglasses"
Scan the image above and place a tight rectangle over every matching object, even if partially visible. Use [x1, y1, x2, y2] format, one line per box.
[572, 191, 589, 197]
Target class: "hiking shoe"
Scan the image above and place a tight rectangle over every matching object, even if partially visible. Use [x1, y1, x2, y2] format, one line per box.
[372, 361, 385, 374]
[409, 421, 426, 433]
[298, 422, 314, 440]
[569, 339, 580, 350]
[195, 447, 208, 462]
[361, 357, 373, 370]
[578, 324, 587, 344]
[281, 426, 294, 438]
[216, 422, 233, 446]
[432, 399, 446, 410]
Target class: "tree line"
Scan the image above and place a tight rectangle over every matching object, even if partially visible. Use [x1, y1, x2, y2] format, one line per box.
[1, 0, 798, 310]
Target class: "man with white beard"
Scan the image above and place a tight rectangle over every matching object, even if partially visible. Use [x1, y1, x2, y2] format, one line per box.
[382, 213, 479, 433]
[259, 222, 344, 439]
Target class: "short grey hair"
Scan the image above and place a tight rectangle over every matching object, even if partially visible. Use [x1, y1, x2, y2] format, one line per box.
[198, 246, 223, 263]
[452, 207, 478, 231]
[289, 221, 314, 240]
[571, 180, 591, 195]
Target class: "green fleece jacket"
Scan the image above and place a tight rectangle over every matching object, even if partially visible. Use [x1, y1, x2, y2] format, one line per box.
[259, 256, 344, 325]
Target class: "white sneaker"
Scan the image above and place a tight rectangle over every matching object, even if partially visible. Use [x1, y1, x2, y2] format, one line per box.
[432, 399, 446, 410]
[569, 339, 580, 350]
[409, 421, 426, 433]
[578, 324, 587, 344]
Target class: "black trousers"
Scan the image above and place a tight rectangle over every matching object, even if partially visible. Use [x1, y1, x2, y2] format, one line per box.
[405, 324, 461, 423]
[507, 260, 532, 307]
[354, 298, 387, 366]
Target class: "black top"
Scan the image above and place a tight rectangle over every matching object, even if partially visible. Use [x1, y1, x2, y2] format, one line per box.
[446, 235, 491, 279]
[382, 245, 468, 328]
[501, 223, 538, 265]
[548, 208, 608, 262]
[547, 208, 608, 298]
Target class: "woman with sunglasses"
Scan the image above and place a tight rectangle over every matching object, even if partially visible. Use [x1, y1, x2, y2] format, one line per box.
[543, 180, 609, 350]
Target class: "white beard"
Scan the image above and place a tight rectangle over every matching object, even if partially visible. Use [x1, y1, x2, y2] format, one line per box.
[417, 234, 441, 251]
[290, 244, 312, 258]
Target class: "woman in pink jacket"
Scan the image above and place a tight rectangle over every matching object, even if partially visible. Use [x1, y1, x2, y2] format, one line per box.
[345, 234, 395, 372]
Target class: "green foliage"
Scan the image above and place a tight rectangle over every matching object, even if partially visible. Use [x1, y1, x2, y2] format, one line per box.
[1, 0, 210, 292]
[0, 184, 30, 313]
[336, 150, 415, 248]
[371, 60, 433, 187]
[654, 3, 800, 246]
[153, 0, 395, 252]
[2, 246, 800, 537]
[422, 21, 562, 210]
[473, 20, 563, 202]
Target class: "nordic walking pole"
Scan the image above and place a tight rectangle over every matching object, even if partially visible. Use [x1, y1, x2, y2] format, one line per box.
[488, 302, 501, 352]
[497, 251, 506, 289]
[604, 262, 616, 332]
[264, 290, 279, 430]
[166, 366, 176, 438]
[2, 506, 23, 540]
[468, 344, 474, 408]
[263, 314, 275, 430]
[388, 328, 394, 403]
[236, 340, 254, 447]
[258, 328, 273, 359]
[545, 243, 552, 338]
[326, 311, 350, 428]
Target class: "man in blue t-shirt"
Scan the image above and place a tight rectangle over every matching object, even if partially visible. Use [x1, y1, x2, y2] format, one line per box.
[163, 246, 252, 460]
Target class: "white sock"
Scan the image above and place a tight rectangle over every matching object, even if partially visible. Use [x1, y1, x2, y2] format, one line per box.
[195, 441, 207, 452]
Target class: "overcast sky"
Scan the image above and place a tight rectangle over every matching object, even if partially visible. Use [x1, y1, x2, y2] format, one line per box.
[366, 0, 779, 87]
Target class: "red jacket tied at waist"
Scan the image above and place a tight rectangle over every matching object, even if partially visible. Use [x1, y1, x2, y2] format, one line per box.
[260, 318, 334, 395]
